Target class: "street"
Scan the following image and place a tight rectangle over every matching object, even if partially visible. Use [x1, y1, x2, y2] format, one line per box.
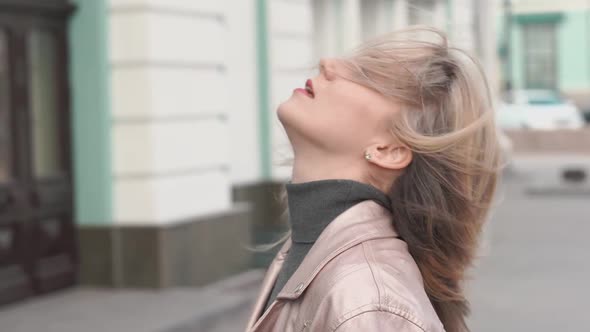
[468, 157, 590, 331]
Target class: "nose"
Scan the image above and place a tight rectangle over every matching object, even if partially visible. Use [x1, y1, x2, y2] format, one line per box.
[319, 57, 336, 79]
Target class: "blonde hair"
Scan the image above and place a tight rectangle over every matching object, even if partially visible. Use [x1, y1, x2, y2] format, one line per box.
[265, 26, 502, 332]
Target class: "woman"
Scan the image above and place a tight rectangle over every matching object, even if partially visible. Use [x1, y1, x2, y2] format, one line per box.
[244, 27, 501, 332]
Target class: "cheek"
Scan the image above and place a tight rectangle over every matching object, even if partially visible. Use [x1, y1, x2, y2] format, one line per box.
[277, 82, 389, 153]
[332, 84, 396, 134]
[307, 90, 376, 148]
[325, 86, 379, 128]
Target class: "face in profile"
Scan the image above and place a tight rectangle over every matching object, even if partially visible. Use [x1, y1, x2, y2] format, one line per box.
[277, 58, 399, 159]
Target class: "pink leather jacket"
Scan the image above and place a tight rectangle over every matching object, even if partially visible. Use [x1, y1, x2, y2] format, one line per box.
[245, 200, 445, 332]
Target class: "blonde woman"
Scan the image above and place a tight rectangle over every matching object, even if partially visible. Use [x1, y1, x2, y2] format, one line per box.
[244, 27, 501, 332]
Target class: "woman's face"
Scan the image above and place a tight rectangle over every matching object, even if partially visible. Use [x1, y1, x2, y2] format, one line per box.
[277, 58, 398, 158]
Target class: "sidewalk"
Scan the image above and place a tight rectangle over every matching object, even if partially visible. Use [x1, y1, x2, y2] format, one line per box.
[0, 269, 265, 332]
[468, 157, 590, 331]
[508, 153, 590, 196]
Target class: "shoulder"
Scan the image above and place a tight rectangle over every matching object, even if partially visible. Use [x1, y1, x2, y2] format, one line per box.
[332, 307, 426, 332]
[310, 238, 444, 332]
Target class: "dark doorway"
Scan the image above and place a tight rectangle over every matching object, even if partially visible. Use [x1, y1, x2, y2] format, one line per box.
[0, 0, 76, 306]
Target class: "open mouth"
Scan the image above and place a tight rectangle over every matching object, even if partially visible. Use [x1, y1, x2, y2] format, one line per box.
[294, 79, 315, 98]
[305, 79, 315, 98]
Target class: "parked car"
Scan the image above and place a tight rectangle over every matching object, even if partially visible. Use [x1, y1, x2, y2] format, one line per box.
[497, 129, 513, 169]
[496, 89, 586, 130]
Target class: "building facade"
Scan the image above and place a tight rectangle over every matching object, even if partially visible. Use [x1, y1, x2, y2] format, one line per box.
[0, 0, 495, 305]
[499, 0, 590, 114]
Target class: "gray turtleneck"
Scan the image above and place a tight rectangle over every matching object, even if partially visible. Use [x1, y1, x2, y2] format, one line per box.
[262, 178, 392, 312]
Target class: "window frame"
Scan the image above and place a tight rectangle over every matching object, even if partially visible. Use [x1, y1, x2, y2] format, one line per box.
[522, 22, 559, 90]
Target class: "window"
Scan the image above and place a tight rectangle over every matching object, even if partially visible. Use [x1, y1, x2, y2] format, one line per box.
[0, 29, 10, 182]
[29, 28, 64, 179]
[522, 23, 558, 89]
[312, 0, 340, 57]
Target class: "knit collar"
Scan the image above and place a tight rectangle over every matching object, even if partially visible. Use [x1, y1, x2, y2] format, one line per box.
[285, 178, 392, 244]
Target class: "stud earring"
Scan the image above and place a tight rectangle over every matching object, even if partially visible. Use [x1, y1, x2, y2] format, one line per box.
[364, 152, 372, 160]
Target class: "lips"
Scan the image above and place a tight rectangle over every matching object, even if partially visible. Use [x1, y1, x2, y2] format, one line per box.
[293, 79, 315, 98]
[305, 79, 315, 98]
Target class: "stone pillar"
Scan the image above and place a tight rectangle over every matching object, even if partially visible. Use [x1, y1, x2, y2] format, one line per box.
[78, 0, 252, 288]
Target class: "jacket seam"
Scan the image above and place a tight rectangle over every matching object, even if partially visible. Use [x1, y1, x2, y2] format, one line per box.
[321, 264, 370, 301]
[332, 305, 427, 332]
[311, 264, 371, 325]
[361, 241, 381, 305]
[278, 232, 397, 300]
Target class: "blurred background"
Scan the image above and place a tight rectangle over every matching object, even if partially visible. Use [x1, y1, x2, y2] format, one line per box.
[0, 0, 589, 331]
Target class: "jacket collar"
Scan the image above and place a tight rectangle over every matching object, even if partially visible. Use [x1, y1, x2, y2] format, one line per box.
[245, 200, 398, 331]
[245, 239, 290, 331]
[276, 199, 398, 300]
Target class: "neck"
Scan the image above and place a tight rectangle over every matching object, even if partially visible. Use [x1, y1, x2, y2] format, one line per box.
[291, 152, 366, 184]
[290, 152, 394, 194]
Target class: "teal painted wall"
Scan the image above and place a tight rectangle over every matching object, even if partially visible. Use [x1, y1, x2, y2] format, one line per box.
[502, 10, 590, 92]
[256, 0, 271, 179]
[68, 0, 112, 224]
[558, 11, 590, 90]
[510, 21, 525, 90]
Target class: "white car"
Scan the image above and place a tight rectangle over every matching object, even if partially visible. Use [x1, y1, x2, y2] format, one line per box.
[497, 129, 513, 169]
[496, 89, 585, 130]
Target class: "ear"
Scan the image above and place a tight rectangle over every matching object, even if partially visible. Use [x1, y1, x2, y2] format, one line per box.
[366, 143, 413, 171]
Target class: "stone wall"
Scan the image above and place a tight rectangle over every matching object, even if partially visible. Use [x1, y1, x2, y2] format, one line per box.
[505, 128, 590, 154]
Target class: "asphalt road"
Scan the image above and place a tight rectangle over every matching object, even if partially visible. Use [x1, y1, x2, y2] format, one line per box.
[468, 158, 590, 331]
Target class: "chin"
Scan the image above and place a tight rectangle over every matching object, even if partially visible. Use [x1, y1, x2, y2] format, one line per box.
[276, 98, 299, 125]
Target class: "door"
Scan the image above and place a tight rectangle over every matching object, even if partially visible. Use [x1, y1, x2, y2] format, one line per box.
[0, 1, 75, 306]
